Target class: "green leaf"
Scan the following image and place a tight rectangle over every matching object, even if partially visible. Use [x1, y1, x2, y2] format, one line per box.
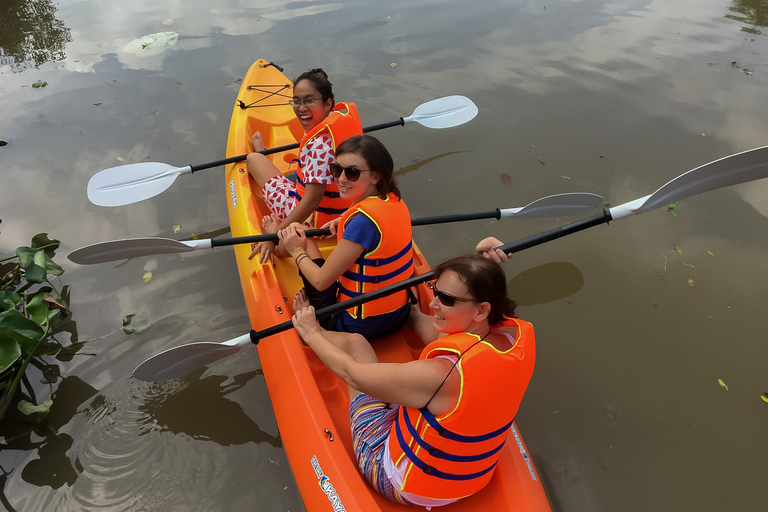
[16, 246, 35, 267]
[0, 290, 21, 311]
[675, 246, 683, 255]
[43, 254, 63, 277]
[0, 309, 45, 339]
[26, 293, 49, 325]
[32, 80, 48, 88]
[0, 140, 7, 146]
[122, 314, 136, 326]
[0, 335, 22, 373]
[17, 399, 53, 417]
[31, 233, 60, 254]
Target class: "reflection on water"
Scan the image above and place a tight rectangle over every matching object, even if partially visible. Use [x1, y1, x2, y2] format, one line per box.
[0, 0, 71, 71]
[726, 0, 768, 35]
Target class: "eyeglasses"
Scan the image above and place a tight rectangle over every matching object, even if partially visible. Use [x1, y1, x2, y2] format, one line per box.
[329, 163, 371, 182]
[432, 283, 479, 307]
[289, 97, 322, 108]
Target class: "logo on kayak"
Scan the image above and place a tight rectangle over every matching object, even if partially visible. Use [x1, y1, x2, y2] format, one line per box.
[511, 424, 537, 481]
[229, 179, 237, 209]
[311, 455, 346, 511]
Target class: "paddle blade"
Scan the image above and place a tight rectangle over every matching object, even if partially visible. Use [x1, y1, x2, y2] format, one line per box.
[502, 193, 605, 219]
[68, 237, 211, 265]
[405, 95, 479, 129]
[87, 162, 192, 207]
[611, 145, 768, 220]
[132, 334, 253, 382]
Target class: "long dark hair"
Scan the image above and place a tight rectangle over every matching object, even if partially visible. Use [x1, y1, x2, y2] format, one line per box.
[335, 135, 401, 199]
[293, 68, 335, 107]
[434, 255, 517, 326]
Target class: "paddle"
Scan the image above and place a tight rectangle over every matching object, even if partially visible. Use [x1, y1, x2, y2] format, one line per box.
[132, 145, 768, 382]
[87, 95, 479, 207]
[69, 192, 604, 265]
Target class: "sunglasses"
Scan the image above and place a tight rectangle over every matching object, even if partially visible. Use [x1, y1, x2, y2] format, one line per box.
[432, 283, 479, 307]
[329, 163, 372, 182]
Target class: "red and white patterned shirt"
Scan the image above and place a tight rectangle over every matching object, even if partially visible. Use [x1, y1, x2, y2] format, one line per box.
[300, 131, 335, 184]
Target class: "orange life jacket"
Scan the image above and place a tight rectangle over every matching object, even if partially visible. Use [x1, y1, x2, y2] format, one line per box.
[388, 318, 536, 500]
[293, 102, 362, 227]
[336, 193, 413, 318]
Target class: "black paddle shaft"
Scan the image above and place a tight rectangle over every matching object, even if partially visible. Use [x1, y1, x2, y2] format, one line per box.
[189, 118, 406, 174]
[247, 209, 612, 345]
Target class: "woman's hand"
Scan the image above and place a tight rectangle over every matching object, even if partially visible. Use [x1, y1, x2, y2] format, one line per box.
[476, 237, 512, 263]
[249, 241, 275, 264]
[292, 306, 322, 341]
[320, 217, 341, 238]
[278, 223, 308, 257]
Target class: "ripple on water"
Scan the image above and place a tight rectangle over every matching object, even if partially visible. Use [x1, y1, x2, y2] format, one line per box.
[62, 377, 208, 511]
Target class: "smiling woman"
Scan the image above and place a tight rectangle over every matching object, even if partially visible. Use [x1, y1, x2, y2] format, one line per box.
[291, 254, 534, 506]
[279, 134, 413, 339]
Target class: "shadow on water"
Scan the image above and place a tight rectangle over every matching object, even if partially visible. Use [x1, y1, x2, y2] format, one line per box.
[508, 262, 585, 307]
[137, 368, 282, 448]
[725, 0, 768, 35]
[0, 0, 72, 71]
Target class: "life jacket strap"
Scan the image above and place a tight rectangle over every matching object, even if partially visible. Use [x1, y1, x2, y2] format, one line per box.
[419, 407, 514, 443]
[342, 259, 413, 284]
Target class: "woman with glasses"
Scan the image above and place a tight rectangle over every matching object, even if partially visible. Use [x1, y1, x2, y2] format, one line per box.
[246, 68, 362, 264]
[278, 134, 413, 339]
[290, 254, 535, 506]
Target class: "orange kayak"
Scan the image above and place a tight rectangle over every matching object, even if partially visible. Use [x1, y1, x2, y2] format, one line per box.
[224, 59, 553, 511]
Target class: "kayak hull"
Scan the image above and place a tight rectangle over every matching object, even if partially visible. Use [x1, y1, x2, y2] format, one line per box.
[225, 59, 553, 511]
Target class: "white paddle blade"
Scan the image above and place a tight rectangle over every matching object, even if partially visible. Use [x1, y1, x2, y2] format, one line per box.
[87, 162, 192, 207]
[501, 193, 605, 219]
[132, 334, 253, 382]
[67, 237, 212, 265]
[405, 95, 479, 129]
[611, 145, 768, 220]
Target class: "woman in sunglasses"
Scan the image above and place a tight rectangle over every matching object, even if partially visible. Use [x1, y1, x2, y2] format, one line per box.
[291, 254, 534, 506]
[278, 134, 413, 339]
[246, 68, 362, 264]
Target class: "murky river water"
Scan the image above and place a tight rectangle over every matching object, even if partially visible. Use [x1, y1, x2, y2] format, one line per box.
[2, 0, 767, 510]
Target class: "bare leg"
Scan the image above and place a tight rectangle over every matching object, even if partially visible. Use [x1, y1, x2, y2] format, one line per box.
[321, 329, 378, 403]
[246, 133, 282, 189]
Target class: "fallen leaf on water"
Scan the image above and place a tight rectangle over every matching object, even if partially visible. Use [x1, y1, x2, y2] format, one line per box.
[176, 81, 183, 85]
[0, 141, 7, 146]
[124, 32, 179, 56]
[142, 271, 152, 283]
[675, 246, 682, 255]
[536, 156, 545, 166]
[761, 394, 768, 403]
[117, 156, 125, 161]
[234, 77, 243, 82]
[707, 250, 714, 256]
[718, 379, 728, 392]
[688, 278, 694, 286]
[162, 18, 174, 26]
[32, 80, 48, 88]
[500, 173, 512, 187]
[667, 203, 677, 217]
[173, 225, 181, 233]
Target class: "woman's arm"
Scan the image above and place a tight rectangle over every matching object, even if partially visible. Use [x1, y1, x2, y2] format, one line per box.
[279, 182, 325, 228]
[279, 225, 364, 291]
[293, 307, 456, 410]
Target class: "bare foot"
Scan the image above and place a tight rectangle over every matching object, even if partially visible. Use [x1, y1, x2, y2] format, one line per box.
[251, 131, 265, 152]
[293, 288, 310, 311]
[262, 213, 280, 234]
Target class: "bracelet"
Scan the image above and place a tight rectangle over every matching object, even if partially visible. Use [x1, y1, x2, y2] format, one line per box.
[294, 253, 310, 266]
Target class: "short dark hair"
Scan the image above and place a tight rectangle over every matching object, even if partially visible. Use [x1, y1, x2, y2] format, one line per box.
[293, 68, 335, 107]
[434, 255, 517, 326]
[335, 135, 401, 199]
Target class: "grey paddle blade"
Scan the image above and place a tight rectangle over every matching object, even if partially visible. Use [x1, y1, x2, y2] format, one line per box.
[404, 95, 478, 129]
[68, 237, 212, 265]
[500, 193, 605, 219]
[132, 334, 253, 382]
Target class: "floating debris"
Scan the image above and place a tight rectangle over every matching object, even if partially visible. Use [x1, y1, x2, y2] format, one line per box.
[124, 32, 179, 56]
[718, 379, 729, 392]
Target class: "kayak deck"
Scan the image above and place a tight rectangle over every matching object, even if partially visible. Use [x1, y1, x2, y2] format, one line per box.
[224, 59, 552, 511]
